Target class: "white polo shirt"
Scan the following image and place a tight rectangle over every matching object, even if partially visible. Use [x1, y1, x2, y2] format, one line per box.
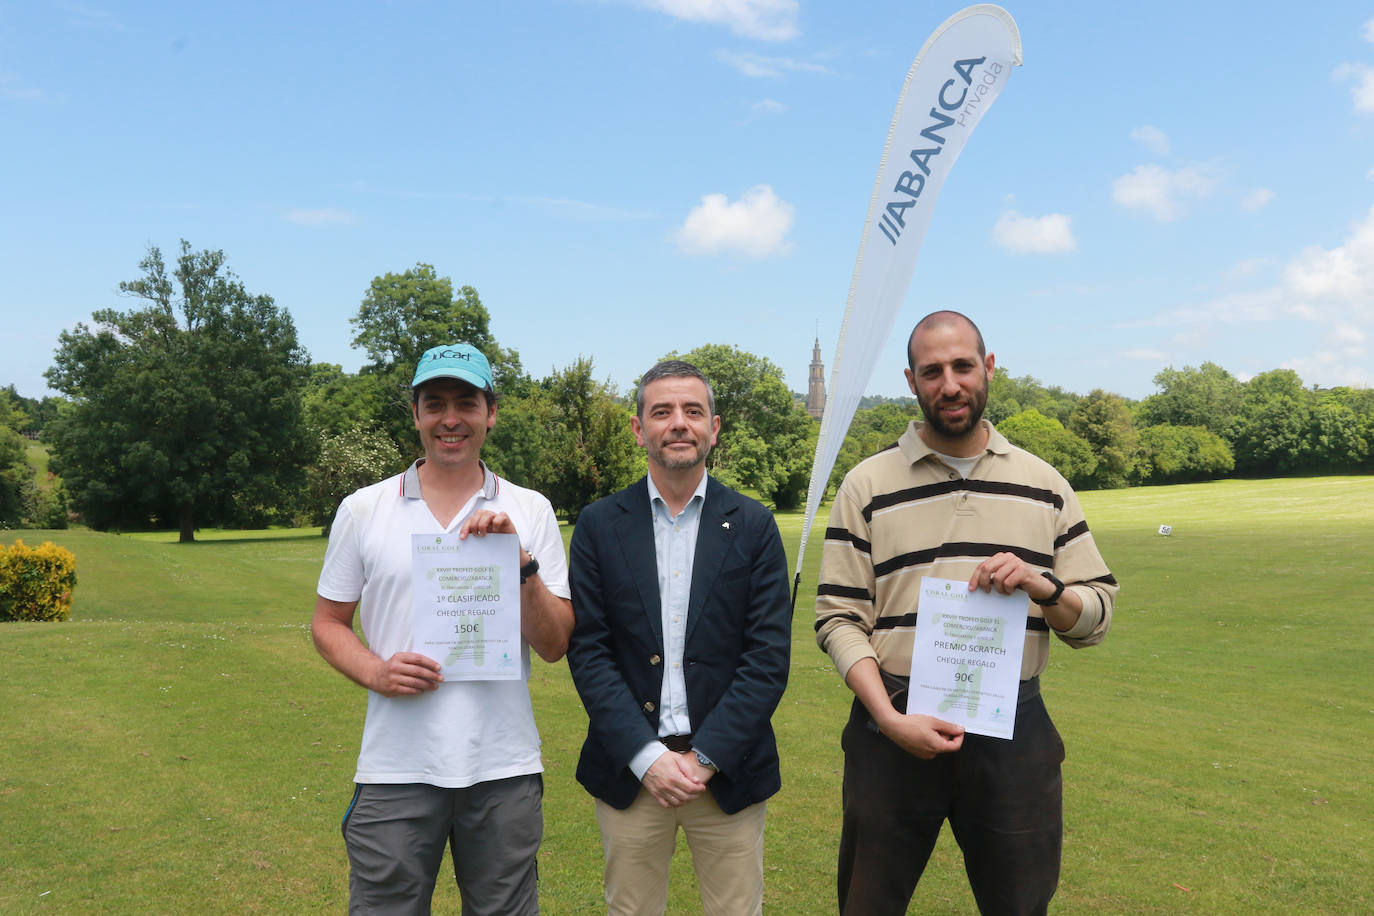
[318, 460, 570, 788]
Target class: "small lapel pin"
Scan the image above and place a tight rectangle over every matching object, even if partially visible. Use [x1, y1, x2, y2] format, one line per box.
[721, 521, 731, 530]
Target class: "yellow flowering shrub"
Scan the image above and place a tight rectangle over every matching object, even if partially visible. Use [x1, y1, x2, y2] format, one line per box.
[0, 539, 77, 622]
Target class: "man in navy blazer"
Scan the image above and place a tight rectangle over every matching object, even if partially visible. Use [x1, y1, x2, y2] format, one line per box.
[567, 359, 792, 916]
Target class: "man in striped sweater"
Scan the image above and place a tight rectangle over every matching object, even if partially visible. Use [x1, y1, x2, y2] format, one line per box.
[815, 311, 1118, 916]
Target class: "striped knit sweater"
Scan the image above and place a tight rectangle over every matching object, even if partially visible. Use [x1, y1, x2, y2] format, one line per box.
[815, 420, 1117, 682]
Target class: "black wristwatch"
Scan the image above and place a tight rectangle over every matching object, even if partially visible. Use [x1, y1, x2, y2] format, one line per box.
[519, 554, 540, 584]
[1031, 571, 1065, 606]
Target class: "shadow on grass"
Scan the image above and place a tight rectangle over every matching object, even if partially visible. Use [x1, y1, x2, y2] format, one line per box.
[116, 528, 327, 546]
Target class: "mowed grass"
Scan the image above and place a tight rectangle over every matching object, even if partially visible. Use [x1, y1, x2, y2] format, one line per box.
[1, 476, 1370, 914]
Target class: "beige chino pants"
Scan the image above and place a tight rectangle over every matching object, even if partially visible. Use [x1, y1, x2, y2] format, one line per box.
[594, 789, 766, 916]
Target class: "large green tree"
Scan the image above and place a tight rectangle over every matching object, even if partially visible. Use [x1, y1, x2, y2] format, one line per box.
[0, 393, 67, 528]
[0, 386, 61, 437]
[1306, 397, 1369, 470]
[986, 369, 1079, 427]
[1069, 389, 1138, 489]
[1136, 362, 1243, 440]
[1130, 425, 1234, 484]
[45, 242, 309, 541]
[998, 409, 1098, 487]
[1231, 369, 1311, 475]
[484, 358, 642, 522]
[541, 358, 642, 519]
[300, 362, 391, 439]
[0, 423, 30, 527]
[666, 344, 816, 510]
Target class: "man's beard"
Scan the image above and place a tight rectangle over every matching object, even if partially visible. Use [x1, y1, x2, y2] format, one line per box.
[649, 436, 710, 471]
[918, 384, 988, 439]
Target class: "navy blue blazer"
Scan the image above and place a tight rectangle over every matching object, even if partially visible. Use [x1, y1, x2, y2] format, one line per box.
[566, 475, 792, 814]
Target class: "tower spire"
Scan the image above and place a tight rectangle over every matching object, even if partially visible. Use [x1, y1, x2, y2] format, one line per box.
[806, 334, 826, 420]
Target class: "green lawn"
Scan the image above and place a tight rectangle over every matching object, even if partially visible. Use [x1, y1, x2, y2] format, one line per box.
[23, 440, 51, 490]
[2, 476, 1371, 913]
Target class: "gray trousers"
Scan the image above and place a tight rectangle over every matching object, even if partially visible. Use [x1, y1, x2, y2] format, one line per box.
[341, 774, 543, 915]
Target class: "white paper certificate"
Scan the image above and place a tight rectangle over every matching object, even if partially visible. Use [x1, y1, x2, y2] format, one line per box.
[907, 577, 1028, 739]
[411, 532, 521, 681]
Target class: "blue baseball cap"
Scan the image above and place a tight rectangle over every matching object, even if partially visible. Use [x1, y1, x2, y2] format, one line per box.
[411, 343, 494, 393]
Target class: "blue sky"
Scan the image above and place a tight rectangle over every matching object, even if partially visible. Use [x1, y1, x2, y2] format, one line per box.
[4, 1, 1373, 405]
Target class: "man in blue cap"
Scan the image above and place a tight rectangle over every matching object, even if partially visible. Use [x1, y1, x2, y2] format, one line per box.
[312, 343, 574, 915]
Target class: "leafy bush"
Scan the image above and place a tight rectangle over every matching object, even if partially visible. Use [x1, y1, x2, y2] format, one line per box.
[0, 539, 77, 622]
[304, 426, 405, 534]
[36, 486, 70, 529]
[1130, 424, 1234, 484]
[998, 409, 1098, 487]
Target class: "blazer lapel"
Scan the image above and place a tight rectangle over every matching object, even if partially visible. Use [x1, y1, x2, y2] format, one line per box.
[612, 478, 664, 649]
[686, 477, 739, 643]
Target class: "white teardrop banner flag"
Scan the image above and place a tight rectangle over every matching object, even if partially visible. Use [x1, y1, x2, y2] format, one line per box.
[793, 5, 1022, 604]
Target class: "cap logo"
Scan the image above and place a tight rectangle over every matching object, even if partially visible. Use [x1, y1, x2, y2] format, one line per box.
[424, 349, 475, 363]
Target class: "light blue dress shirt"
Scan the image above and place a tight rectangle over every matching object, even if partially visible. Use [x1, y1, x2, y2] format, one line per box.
[627, 471, 708, 780]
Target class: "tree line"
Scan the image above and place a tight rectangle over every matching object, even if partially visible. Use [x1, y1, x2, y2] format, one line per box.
[2, 241, 1369, 538]
[829, 362, 1374, 493]
[8, 242, 813, 539]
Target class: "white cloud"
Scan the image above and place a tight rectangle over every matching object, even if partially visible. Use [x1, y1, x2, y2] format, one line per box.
[676, 184, 794, 257]
[1111, 164, 1219, 221]
[749, 98, 787, 117]
[1363, 14, 1374, 45]
[1168, 330, 1207, 350]
[1135, 205, 1374, 387]
[0, 74, 47, 101]
[628, 0, 799, 41]
[57, 1, 126, 31]
[1121, 348, 1169, 361]
[1283, 206, 1374, 303]
[1329, 321, 1366, 356]
[1334, 63, 1374, 113]
[1240, 187, 1274, 212]
[1280, 354, 1371, 388]
[1130, 125, 1170, 156]
[1227, 257, 1269, 279]
[716, 49, 828, 78]
[991, 210, 1076, 254]
[284, 208, 358, 226]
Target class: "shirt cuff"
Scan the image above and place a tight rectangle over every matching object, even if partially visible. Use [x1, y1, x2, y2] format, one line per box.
[629, 741, 670, 782]
[826, 635, 880, 683]
[1055, 585, 1102, 639]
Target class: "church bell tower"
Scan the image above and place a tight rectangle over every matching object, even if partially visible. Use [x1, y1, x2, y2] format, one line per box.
[806, 336, 826, 420]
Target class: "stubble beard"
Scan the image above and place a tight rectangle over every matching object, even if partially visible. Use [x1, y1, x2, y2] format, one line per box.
[651, 437, 710, 472]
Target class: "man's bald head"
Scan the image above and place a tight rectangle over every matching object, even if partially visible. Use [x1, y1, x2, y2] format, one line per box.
[907, 310, 986, 370]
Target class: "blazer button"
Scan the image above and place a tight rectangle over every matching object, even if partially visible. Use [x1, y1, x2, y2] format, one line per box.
[650, 654, 661, 666]
[643, 701, 655, 713]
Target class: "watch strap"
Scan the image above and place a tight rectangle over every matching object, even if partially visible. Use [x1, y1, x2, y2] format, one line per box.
[694, 750, 718, 772]
[1031, 571, 1065, 606]
[519, 554, 540, 584]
